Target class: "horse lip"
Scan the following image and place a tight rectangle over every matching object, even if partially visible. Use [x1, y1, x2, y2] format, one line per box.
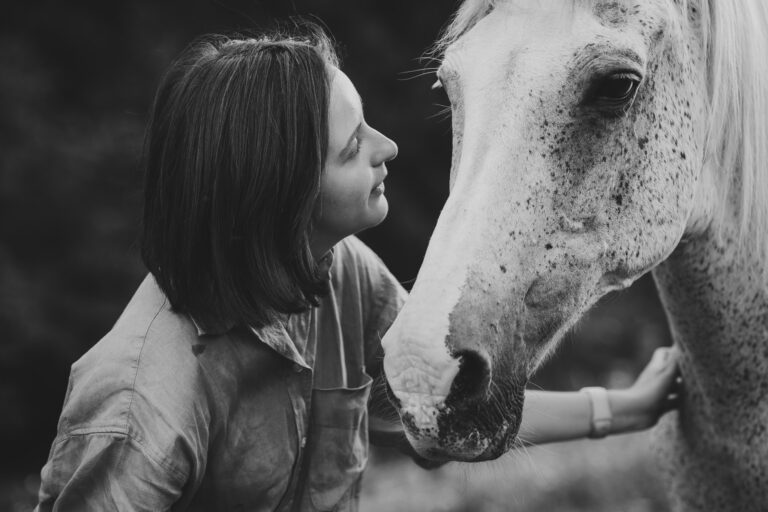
[477, 428, 515, 461]
[432, 426, 513, 462]
[401, 407, 517, 462]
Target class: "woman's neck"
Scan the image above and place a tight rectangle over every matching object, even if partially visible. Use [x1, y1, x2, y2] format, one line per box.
[310, 231, 339, 261]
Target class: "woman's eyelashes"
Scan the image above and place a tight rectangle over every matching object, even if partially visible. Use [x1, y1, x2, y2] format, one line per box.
[343, 127, 363, 160]
[349, 136, 361, 157]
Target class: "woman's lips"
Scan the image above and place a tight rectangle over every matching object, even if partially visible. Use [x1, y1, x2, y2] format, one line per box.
[371, 182, 385, 195]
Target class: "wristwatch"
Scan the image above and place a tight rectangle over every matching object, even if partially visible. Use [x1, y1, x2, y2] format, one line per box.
[580, 386, 612, 439]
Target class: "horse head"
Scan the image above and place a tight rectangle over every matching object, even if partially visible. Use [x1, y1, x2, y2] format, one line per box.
[383, 0, 726, 461]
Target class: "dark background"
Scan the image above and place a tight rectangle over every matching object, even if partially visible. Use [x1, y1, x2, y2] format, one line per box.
[0, 1, 671, 508]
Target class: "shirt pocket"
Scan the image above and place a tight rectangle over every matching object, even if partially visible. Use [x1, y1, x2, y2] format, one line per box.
[307, 373, 372, 511]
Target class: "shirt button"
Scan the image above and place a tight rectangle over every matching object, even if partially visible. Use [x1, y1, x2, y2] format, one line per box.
[292, 364, 303, 373]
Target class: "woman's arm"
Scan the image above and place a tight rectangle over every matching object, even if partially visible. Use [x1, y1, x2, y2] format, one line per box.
[36, 431, 187, 511]
[518, 346, 680, 445]
[371, 346, 679, 465]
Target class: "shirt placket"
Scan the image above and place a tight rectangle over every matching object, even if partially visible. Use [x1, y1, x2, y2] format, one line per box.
[276, 365, 313, 512]
[264, 309, 317, 512]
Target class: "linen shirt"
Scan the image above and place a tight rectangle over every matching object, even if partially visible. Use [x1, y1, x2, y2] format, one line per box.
[36, 236, 407, 512]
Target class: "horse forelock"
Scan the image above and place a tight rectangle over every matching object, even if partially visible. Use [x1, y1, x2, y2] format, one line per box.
[433, 0, 605, 55]
[436, 0, 768, 279]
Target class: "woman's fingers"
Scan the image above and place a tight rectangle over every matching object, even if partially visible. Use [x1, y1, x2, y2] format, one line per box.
[660, 367, 684, 413]
[636, 346, 677, 386]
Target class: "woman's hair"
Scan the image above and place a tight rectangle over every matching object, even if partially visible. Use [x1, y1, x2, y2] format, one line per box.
[141, 24, 339, 329]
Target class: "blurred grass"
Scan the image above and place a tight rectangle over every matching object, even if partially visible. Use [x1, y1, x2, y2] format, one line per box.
[0, 474, 39, 512]
[362, 432, 671, 512]
[4, 433, 671, 512]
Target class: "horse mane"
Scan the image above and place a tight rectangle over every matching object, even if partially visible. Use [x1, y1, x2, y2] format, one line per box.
[702, 1, 768, 278]
[435, 0, 768, 278]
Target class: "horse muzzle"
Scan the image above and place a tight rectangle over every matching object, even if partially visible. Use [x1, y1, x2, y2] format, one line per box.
[385, 345, 526, 462]
[395, 388, 524, 462]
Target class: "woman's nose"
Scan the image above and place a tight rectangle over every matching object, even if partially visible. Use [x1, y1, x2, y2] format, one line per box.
[372, 130, 398, 166]
[383, 135, 398, 162]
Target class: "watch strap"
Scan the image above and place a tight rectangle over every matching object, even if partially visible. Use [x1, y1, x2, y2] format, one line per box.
[580, 386, 612, 439]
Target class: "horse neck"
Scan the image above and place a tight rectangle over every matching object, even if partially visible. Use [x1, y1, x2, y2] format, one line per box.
[652, 218, 768, 425]
[650, 209, 768, 510]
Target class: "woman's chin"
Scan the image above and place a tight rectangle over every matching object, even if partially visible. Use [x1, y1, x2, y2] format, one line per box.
[366, 196, 389, 227]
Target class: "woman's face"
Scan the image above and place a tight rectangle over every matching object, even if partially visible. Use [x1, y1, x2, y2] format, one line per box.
[312, 67, 398, 254]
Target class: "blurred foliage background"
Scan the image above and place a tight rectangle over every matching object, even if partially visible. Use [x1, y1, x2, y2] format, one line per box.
[0, 1, 672, 510]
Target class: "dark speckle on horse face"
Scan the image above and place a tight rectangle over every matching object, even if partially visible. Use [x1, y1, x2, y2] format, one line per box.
[593, 2, 631, 28]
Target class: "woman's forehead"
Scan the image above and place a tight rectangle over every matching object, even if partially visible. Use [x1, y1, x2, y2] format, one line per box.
[327, 68, 363, 150]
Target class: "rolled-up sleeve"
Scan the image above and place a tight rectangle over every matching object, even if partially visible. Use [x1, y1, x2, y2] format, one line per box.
[36, 429, 187, 512]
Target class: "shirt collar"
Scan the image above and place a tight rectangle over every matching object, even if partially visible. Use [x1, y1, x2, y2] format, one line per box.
[190, 247, 335, 370]
[249, 319, 311, 369]
[315, 248, 335, 278]
[192, 314, 311, 369]
[190, 316, 234, 337]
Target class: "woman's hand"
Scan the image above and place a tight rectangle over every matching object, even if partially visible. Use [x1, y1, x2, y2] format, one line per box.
[607, 346, 681, 435]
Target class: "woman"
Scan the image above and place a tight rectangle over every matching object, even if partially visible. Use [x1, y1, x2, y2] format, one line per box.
[36, 25, 679, 512]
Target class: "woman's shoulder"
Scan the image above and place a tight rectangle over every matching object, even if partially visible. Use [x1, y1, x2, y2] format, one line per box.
[57, 276, 216, 450]
[42, 279, 212, 498]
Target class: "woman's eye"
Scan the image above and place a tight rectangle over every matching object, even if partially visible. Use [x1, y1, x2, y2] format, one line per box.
[349, 136, 361, 157]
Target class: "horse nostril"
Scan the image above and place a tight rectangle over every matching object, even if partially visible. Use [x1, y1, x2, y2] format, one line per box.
[449, 350, 492, 404]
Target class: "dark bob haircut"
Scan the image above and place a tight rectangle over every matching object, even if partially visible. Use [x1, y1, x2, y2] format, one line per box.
[141, 25, 339, 329]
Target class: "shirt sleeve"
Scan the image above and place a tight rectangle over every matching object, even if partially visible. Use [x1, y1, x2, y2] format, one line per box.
[35, 429, 187, 512]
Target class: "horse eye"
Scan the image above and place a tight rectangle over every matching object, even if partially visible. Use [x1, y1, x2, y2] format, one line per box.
[597, 77, 637, 99]
[431, 79, 453, 121]
[587, 73, 642, 112]
[432, 79, 451, 106]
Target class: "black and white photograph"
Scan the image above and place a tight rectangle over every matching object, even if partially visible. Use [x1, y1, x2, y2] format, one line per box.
[2, 1, 767, 510]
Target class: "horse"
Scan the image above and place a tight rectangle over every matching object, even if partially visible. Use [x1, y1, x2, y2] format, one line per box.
[381, 0, 768, 510]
